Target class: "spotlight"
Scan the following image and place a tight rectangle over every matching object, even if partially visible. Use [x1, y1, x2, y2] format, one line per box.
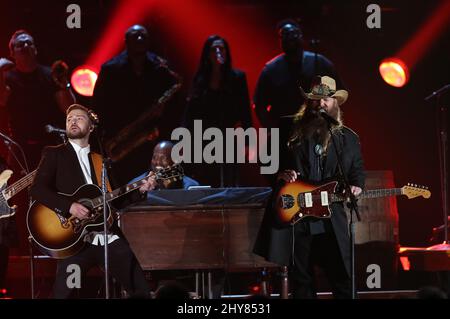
[379, 57, 409, 88]
[70, 66, 99, 97]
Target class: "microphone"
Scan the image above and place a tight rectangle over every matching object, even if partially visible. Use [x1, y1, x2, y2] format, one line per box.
[45, 124, 66, 135]
[319, 109, 339, 126]
[215, 47, 225, 65]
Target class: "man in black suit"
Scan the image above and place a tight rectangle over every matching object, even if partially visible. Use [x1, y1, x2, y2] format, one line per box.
[30, 104, 156, 298]
[254, 76, 365, 299]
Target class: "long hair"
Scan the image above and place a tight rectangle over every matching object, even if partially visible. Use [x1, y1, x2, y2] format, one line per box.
[288, 100, 344, 149]
[189, 35, 233, 99]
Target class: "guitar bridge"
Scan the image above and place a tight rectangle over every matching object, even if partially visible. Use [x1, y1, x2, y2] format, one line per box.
[279, 194, 295, 209]
[57, 214, 70, 229]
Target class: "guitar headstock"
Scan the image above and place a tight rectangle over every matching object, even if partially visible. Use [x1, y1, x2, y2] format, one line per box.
[401, 183, 431, 199]
[154, 164, 184, 183]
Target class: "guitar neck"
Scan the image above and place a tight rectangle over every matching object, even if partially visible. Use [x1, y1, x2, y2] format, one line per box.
[332, 188, 403, 202]
[91, 177, 149, 208]
[3, 170, 37, 200]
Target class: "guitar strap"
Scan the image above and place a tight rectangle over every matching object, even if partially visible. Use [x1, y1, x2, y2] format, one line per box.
[90, 152, 112, 192]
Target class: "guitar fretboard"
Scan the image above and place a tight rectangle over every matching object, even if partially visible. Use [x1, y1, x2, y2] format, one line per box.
[89, 166, 183, 209]
[90, 178, 148, 208]
[2, 170, 37, 201]
[331, 188, 402, 202]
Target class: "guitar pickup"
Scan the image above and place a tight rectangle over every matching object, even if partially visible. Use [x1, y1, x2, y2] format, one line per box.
[304, 193, 313, 207]
[320, 191, 329, 206]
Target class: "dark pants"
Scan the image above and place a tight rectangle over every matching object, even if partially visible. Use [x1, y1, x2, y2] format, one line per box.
[290, 220, 351, 299]
[52, 238, 150, 298]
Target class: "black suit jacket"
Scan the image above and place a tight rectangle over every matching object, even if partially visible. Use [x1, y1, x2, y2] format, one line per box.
[30, 143, 103, 217]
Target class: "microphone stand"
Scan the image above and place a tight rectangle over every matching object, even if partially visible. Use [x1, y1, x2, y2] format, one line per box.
[326, 123, 361, 299]
[425, 85, 449, 249]
[0, 133, 34, 298]
[94, 128, 111, 299]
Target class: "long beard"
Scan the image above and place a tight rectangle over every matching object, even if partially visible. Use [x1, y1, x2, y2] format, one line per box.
[289, 105, 343, 148]
[301, 112, 331, 146]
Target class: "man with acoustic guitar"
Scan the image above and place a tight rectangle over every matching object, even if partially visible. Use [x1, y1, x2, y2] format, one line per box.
[30, 104, 156, 298]
[254, 76, 365, 299]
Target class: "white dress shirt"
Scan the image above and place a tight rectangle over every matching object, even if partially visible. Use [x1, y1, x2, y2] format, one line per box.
[69, 140, 119, 246]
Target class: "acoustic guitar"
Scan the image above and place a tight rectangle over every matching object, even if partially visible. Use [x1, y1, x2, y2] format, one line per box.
[27, 165, 183, 259]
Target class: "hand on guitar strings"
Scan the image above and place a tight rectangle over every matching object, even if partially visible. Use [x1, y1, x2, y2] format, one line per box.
[277, 169, 298, 183]
[69, 202, 90, 220]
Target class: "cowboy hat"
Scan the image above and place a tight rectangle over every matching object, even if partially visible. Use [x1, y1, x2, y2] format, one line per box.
[300, 75, 348, 106]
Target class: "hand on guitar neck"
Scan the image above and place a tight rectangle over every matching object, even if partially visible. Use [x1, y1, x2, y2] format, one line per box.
[277, 169, 362, 196]
[138, 171, 158, 193]
[345, 185, 363, 197]
[69, 173, 158, 219]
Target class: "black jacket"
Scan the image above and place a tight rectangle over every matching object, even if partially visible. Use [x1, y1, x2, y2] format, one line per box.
[183, 69, 252, 130]
[253, 126, 366, 274]
[30, 143, 103, 217]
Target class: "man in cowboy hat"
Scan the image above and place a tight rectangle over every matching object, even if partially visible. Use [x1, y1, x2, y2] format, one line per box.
[254, 75, 365, 299]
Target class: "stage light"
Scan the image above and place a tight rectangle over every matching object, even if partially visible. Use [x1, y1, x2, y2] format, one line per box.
[379, 58, 409, 88]
[399, 256, 411, 271]
[70, 66, 98, 97]
[250, 284, 261, 294]
[380, 1, 450, 88]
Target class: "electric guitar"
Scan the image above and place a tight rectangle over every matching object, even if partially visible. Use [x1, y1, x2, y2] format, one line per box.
[26, 165, 184, 259]
[0, 169, 37, 219]
[275, 180, 431, 225]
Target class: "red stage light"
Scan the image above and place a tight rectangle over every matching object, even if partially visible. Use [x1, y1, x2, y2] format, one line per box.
[70, 66, 99, 97]
[399, 256, 411, 271]
[379, 58, 409, 88]
[250, 285, 261, 293]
